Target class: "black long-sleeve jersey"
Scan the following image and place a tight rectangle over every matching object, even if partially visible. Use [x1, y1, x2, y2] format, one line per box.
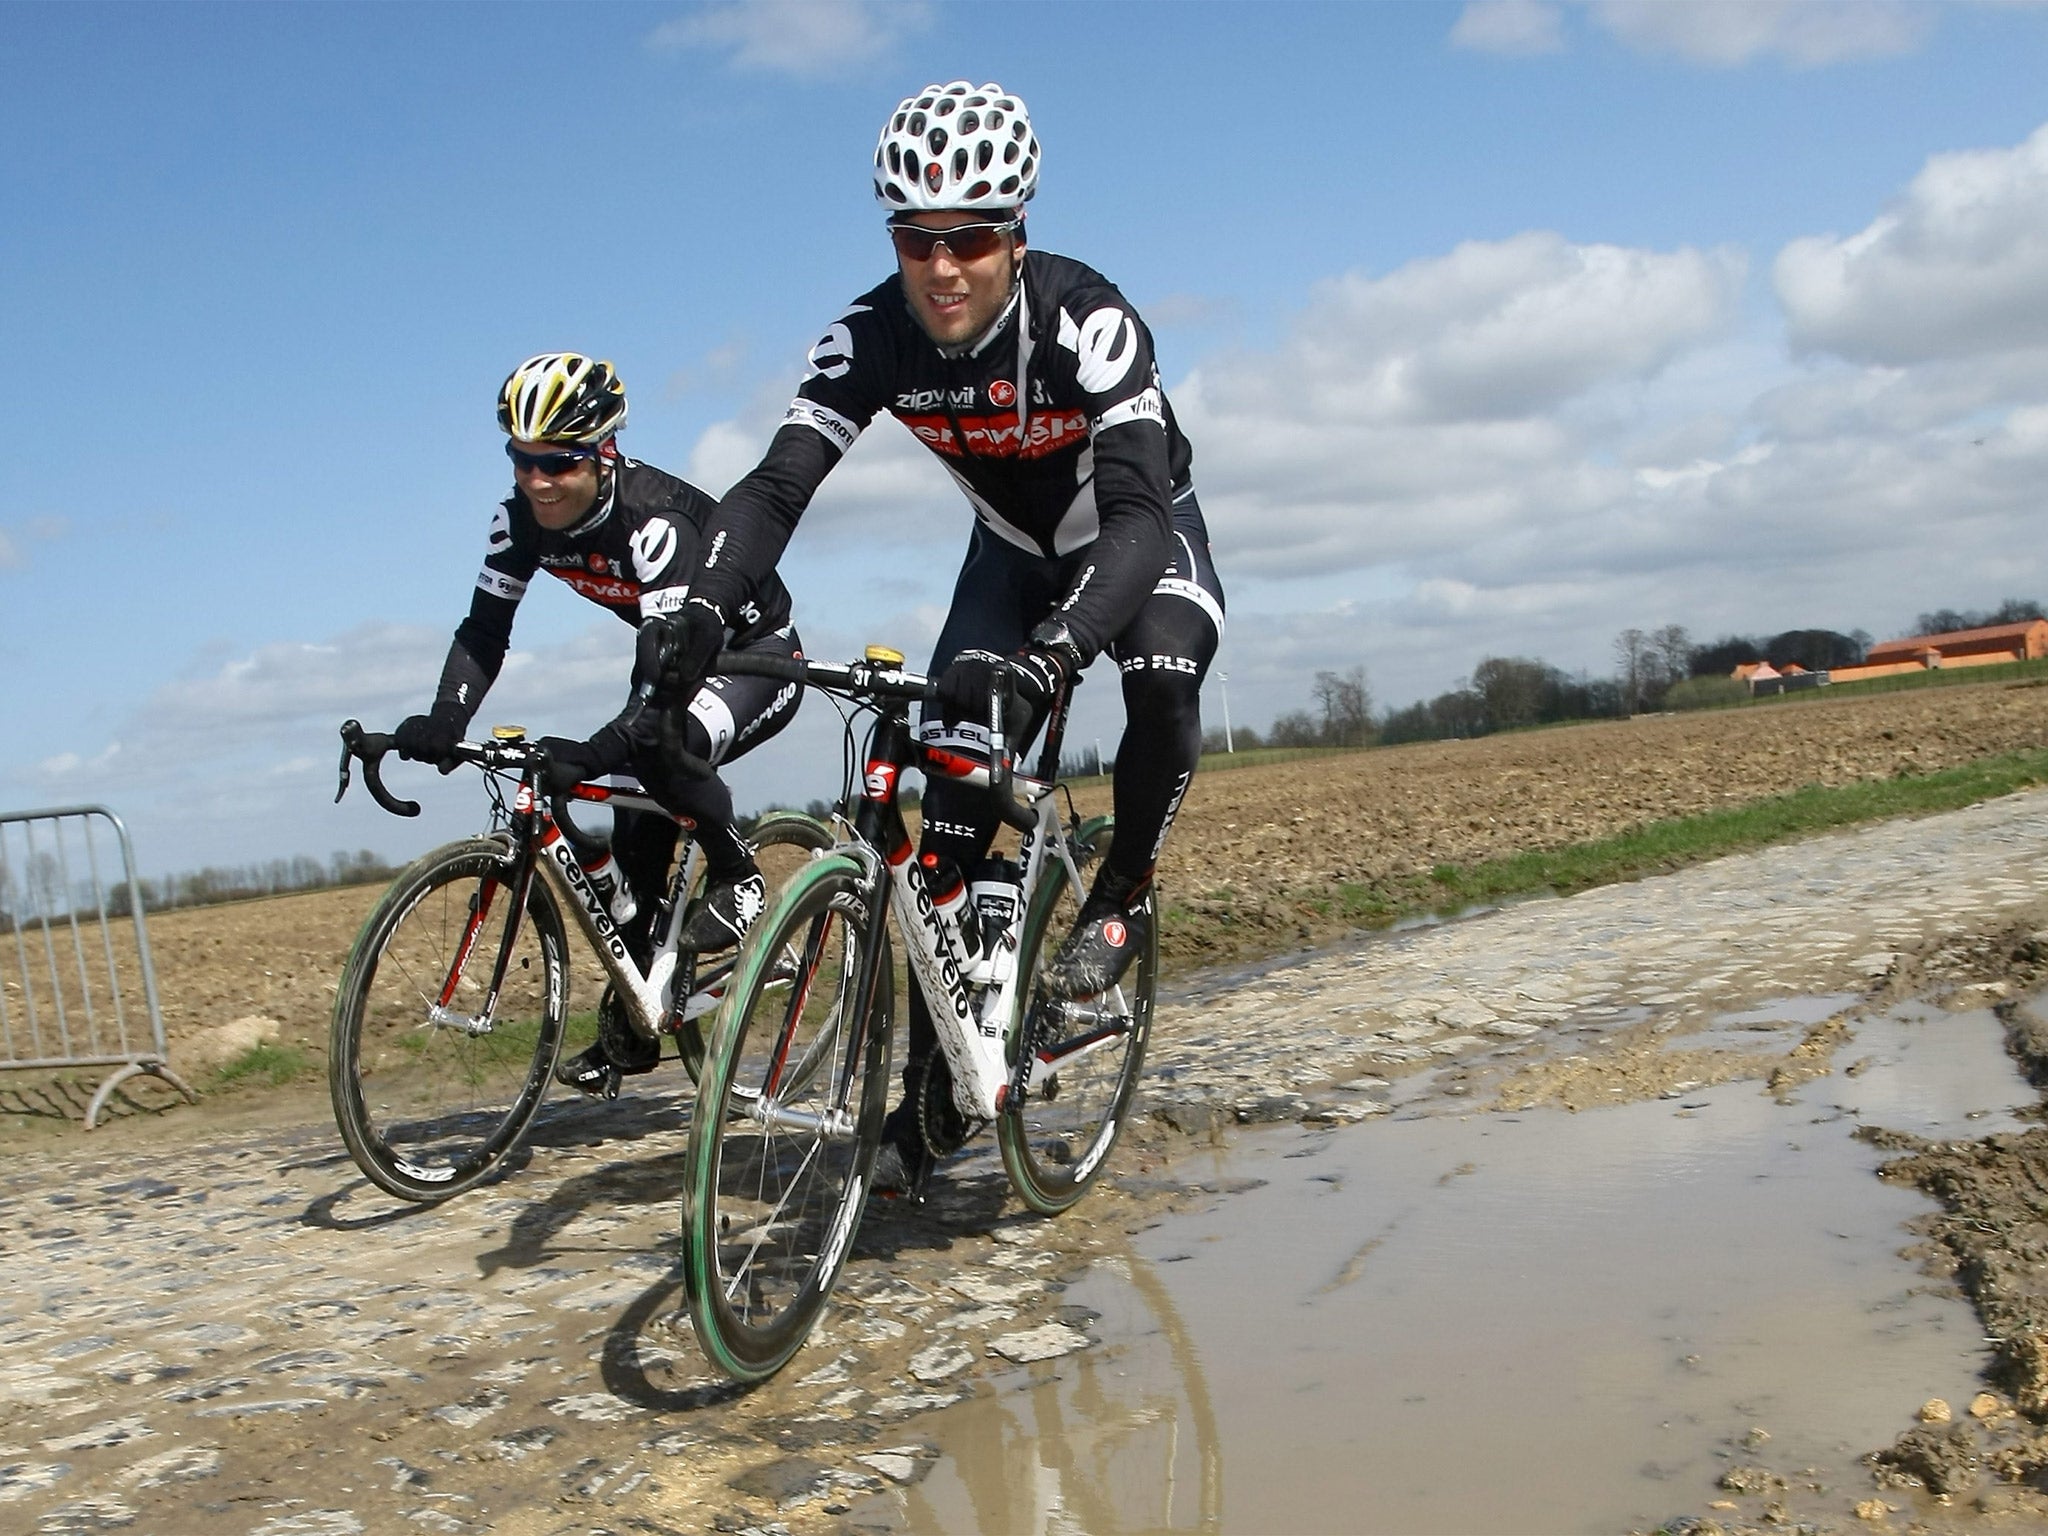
[690, 249, 1194, 664]
[433, 456, 794, 721]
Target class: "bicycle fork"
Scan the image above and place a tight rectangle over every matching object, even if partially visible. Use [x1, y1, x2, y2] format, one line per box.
[426, 855, 543, 1037]
[742, 858, 887, 1143]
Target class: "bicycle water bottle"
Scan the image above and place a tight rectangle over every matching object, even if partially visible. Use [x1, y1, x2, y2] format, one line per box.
[579, 850, 638, 927]
[919, 852, 980, 970]
[966, 856, 1021, 986]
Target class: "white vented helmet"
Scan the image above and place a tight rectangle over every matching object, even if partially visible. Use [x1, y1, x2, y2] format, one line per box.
[496, 353, 627, 444]
[873, 81, 1038, 211]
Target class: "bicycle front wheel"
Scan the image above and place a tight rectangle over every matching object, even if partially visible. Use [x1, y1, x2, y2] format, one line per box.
[329, 838, 569, 1202]
[683, 853, 891, 1382]
[998, 816, 1155, 1215]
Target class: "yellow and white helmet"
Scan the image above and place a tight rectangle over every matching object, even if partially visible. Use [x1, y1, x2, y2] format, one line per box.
[873, 81, 1038, 211]
[496, 353, 627, 444]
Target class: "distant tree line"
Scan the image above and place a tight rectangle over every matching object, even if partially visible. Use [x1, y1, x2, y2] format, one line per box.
[1218, 594, 2045, 755]
[1912, 598, 2046, 635]
[1202, 667, 1373, 753]
[0, 848, 398, 929]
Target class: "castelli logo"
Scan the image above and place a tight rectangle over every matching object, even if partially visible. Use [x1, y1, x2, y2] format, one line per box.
[587, 554, 606, 573]
[989, 379, 1016, 407]
[1103, 919, 1128, 948]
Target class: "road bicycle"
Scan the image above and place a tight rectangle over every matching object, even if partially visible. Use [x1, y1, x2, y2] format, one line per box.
[679, 646, 1157, 1381]
[330, 720, 830, 1203]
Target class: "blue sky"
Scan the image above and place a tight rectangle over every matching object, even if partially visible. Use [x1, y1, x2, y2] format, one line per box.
[4, 0, 2047, 878]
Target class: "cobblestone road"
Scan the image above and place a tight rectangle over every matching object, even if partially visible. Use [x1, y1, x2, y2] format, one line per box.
[5, 789, 2048, 1535]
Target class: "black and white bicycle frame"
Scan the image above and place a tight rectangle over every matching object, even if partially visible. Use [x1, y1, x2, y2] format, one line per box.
[337, 726, 730, 1045]
[715, 651, 1129, 1126]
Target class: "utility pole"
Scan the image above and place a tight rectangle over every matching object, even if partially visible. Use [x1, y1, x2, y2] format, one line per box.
[1220, 672, 1234, 752]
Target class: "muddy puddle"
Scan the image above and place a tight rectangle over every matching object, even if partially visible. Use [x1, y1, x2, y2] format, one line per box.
[873, 1000, 2036, 1534]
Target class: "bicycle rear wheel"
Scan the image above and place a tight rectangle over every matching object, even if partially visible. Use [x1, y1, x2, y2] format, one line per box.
[329, 838, 569, 1202]
[998, 816, 1155, 1215]
[670, 808, 835, 1082]
[683, 854, 891, 1382]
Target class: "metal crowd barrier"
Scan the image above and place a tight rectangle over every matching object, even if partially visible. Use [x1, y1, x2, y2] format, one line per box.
[0, 805, 196, 1128]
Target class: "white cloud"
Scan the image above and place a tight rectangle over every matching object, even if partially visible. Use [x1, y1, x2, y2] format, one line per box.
[648, 0, 928, 78]
[1176, 232, 1744, 578]
[665, 337, 752, 397]
[35, 621, 642, 796]
[23, 619, 659, 875]
[686, 378, 965, 544]
[1586, 0, 1933, 65]
[1233, 232, 1742, 426]
[1141, 292, 1242, 331]
[1180, 129, 2048, 709]
[1450, 0, 1566, 56]
[1454, 0, 1947, 65]
[0, 516, 67, 571]
[1775, 123, 2048, 365]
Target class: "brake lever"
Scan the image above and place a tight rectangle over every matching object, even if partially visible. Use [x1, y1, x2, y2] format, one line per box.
[335, 730, 356, 804]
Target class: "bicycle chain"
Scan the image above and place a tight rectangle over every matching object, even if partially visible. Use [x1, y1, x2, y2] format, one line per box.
[909, 1052, 982, 1160]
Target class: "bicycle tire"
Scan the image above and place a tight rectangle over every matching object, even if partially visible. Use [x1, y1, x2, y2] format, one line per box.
[997, 815, 1155, 1215]
[670, 809, 835, 1083]
[329, 837, 569, 1202]
[682, 853, 892, 1382]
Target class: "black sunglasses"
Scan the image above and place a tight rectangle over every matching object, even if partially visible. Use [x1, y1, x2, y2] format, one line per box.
[505, 442, 598, 476]
[887, 219, 1018, 263]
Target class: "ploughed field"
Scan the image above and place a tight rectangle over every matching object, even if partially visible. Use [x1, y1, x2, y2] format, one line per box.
[106, 678, 2048, 1099]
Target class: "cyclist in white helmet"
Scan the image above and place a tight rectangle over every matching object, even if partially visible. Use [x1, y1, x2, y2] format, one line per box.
[392, 353, 806, 1098]
[665, 83, 1225, 1195]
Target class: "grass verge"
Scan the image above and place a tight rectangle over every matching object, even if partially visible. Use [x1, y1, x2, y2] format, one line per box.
[1346, 747, 2048, 925]
[213, 1041, 316, 1090]
[1384, 749, 2048, 921]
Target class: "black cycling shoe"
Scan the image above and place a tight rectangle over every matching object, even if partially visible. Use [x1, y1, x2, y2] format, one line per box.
[1043, 889, 1151, 999]
[555, 987, 660, 1100]
[677, 869, 766, 953]
[869, 1135, 936, 1203]
[870, 1064, 969, 1202]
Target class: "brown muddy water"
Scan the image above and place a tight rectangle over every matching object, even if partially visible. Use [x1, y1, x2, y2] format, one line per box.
[876, 1001, 2035, 1535]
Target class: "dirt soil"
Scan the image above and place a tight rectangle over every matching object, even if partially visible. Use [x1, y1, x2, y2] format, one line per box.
[125, 678, 2048, 1090]
[8, 678, 2048, 1534]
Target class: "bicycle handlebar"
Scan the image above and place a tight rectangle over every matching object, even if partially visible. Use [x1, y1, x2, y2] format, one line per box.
[335, 640, 1013, 832]
[336, 721, 421, 818]
[334, 721, 665, 850]
[710, 647, 930, 698]
[706, 647, 1050, 831]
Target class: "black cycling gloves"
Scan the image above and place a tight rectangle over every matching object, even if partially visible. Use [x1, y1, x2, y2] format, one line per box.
[393, 702, 467, 773]
[655, 598, 726, 705]
[934, 620, 1081, 733]
[534, 735, 608, 797]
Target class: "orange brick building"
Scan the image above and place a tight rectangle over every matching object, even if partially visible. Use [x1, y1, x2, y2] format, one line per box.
[1831, 619, 2048, 684]
[1734, 619, 2045, 691]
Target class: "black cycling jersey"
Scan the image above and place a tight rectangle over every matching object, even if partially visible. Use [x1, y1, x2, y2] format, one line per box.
[434, 456, 794, 720]
[691, 249, 1192, 664]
